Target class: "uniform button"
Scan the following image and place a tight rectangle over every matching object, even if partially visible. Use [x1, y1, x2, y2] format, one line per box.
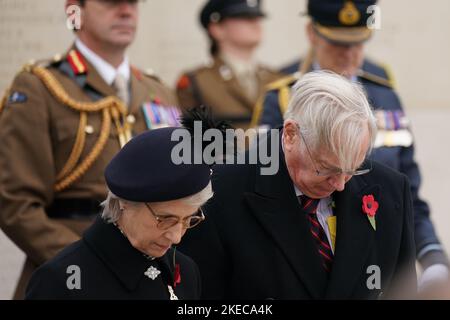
[145, 68, 155, 77]
[85, 125, 94, 134]
[210, 12, 221, 23]
[127, 115, 136, 124]
[53, 54, 62, 62]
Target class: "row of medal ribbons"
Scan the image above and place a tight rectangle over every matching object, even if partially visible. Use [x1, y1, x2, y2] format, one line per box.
[142, 102, 181, 129]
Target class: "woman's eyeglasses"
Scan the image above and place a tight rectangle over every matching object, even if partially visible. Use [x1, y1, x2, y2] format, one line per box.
[144, 203, 205, 230]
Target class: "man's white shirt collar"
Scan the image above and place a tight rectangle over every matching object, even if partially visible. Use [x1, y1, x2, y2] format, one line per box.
[75, 38, 130, 85]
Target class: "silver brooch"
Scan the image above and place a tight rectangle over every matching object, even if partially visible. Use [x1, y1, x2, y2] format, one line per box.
[167, 285, 179, 300]
[144, 266, 161, 280]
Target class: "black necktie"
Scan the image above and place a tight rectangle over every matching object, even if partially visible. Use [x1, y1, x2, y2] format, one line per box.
[299, 195, 334, 272]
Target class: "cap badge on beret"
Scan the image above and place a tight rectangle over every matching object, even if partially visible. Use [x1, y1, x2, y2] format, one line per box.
[339, 1, 361, 25]
[210, 11, 221, 23]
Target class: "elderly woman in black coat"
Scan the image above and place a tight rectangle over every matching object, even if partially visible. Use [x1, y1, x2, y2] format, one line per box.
[25, 127, 213, 299]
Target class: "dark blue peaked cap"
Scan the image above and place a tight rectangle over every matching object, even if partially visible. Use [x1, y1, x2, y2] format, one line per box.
[200, 0, 265, 29]
[104, 127, 211, 203]
[308, 0, 377, 27]
[307, 0, 377, 44]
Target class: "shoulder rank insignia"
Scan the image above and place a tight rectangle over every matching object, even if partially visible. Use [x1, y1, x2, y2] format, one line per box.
[53, 54, 62, 63]
[67, 49, 87, 75]
[144, 68, 155, 77]
[138, 68, 161, 82]
[8, 91, 27, 104]
[356, 69, 393, 88]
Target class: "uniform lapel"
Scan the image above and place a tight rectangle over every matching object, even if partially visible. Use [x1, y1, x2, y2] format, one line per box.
[244, 135, 328, 299]
[255, 67, 274, 102]
[64, 44, 116, 97]
[129, 70, 148, 115]
[58, 46, 115, 99]
[325, 178, 379, 299]
[84, 58, 117, 97]
[77, 47, 151, 114]
[80, 50, 149, 113]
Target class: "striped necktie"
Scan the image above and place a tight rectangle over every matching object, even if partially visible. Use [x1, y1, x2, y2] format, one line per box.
[299, 195, 333, 272]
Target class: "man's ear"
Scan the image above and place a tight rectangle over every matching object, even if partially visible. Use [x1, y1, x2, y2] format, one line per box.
[283, 120, 299, 152]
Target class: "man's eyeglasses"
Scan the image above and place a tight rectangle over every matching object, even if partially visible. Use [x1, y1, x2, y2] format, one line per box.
[298, 128, 372, 177]
[144, 203, 205, 230]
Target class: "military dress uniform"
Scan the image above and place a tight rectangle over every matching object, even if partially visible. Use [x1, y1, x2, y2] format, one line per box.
[252, 0, 449, 274]
[175, 0, 282, 129]
[0, 44, 178, 299]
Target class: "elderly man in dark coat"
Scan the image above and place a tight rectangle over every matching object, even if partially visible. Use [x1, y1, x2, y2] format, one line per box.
[180, 71, 417, 299]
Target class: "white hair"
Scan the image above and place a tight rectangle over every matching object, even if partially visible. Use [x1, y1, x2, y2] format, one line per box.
[100, 182, 214, 223]
[179, 181, 214, 207]
[284, 70, 377, 172]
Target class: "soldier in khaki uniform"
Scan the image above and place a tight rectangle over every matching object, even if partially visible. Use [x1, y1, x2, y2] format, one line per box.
[176, 0, 282, 129]
[0, 0, 178, 299]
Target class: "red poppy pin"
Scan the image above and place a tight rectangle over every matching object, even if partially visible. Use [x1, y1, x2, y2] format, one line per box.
[173, 263, 181, 287]
[176, 74, 191, 90]
[362, 194, 378, 231]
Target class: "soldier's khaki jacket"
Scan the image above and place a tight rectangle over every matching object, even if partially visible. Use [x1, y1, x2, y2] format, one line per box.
[176, 56, 282, 129]
[0, 47, 177, 268]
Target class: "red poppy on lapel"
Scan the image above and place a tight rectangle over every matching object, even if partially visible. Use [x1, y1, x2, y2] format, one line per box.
[362, 194, 378, 230]
[174, 263, 181, 287]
